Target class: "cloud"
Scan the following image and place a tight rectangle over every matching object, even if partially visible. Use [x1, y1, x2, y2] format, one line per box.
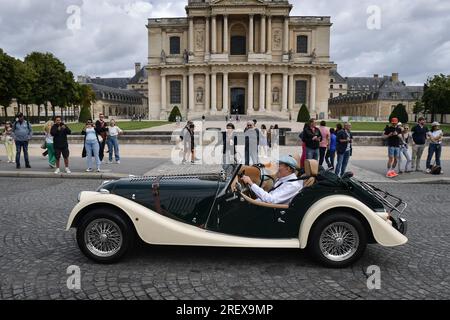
[0, 0, 449, 85]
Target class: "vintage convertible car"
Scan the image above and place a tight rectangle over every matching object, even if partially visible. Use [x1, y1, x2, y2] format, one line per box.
[66, 160, 408, 268]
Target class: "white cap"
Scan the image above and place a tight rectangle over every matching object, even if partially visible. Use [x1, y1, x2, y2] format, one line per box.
[432, 121, 440, 126]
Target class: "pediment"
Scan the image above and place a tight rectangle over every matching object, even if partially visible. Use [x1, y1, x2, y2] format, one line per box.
[211, 0, 266, 6]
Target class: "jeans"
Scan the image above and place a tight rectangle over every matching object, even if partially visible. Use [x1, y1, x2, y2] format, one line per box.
[306, 147, 319, 161]
[85, 140, 101, 169]
[325, 149, 336, 169]
[319, 147, 327, 166]
[398, 146, 412, 172]
[426, 143, 442, 169]
[335, 150, 351, 177]
[107, 136, 120, 162]
[15, 141, 30, 166]
[411, 144, 425, 170]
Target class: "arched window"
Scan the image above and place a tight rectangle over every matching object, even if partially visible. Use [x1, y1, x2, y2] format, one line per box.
[230, 23, 247, 55]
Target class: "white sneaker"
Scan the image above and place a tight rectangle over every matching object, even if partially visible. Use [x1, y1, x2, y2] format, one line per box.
[86, 168, 93, 172]
[96, 168, 101, 172]
[65, 168, 71, 174]
[107, 160, 112, 164]
[116, 160, 121, 164]
[54, 168, 61, 174]
[425, 168, 431, 174]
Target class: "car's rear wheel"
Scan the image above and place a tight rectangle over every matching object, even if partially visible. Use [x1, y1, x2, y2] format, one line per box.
[76, 208, 135, 263]
[308, 212, 367, 268]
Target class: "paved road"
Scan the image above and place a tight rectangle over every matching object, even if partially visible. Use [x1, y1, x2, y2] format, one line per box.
[0, 178, 449, 300]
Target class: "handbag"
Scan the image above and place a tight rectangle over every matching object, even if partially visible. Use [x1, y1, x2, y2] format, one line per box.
[98, 135, 104, 143]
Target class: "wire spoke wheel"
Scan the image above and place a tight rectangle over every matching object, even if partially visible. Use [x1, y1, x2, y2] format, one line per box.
[319, 222, 359, 262]
[84, 219, 123, 258]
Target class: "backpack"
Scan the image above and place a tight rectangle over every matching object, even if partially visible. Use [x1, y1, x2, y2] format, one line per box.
[13, 120, 31, 133]
[430, 165, 441, 175]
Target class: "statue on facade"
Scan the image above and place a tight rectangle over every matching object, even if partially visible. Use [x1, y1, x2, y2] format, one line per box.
[160, 49, 166, 63]
[196, 87, 204, 103]
[311, 48, 317, 62]
[272, 88, 280, 103]
[273, 30, 282, 50]
[183, 49, 189, 63]
[288, 49, 293, 61]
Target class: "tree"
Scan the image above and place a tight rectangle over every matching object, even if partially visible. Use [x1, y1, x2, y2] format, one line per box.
[412, 101, 425, 122]
[77, 84, 96, 123]
[297, 104, 310, 123]
[24, 52, 68, 119]
[389, 104, 408, 124]
[14, 58, 37, 118]
[0, 49, 16, 120]
[168, 106, 182, 122]
[422, 74, 450, 123]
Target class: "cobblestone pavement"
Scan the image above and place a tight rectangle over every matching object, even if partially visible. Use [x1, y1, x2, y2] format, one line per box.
[0, 178, 449, 300]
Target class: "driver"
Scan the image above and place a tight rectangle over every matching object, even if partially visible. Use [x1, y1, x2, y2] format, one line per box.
[241, 155, 303, 205]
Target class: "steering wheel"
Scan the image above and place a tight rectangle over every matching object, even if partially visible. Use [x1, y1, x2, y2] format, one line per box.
[259, 169, 276, 189]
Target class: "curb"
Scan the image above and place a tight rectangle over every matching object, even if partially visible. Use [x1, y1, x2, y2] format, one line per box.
[1, 171, 449, 184]
[0, 171, 129, 180]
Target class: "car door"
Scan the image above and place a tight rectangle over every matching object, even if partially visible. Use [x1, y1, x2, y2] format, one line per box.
[212, 194, 294, 239]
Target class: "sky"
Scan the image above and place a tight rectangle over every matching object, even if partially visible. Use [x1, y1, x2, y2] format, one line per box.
[0, 0, 449, 85]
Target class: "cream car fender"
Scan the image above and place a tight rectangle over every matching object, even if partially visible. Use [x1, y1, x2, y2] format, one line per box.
[298, 195, 408, 249]
[67, 191, 300, 249]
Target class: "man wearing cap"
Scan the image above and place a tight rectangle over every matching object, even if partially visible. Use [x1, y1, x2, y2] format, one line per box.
[411, 117, 429, 171]
[383, 118, 402, 177]
[241, 155, 303, 204]
[11, 113, 33, 169]
[426, 122, 444, 174]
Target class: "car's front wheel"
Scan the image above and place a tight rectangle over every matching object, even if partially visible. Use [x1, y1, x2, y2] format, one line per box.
[76, 208, 135, 263]
[308, 212, 367, 268]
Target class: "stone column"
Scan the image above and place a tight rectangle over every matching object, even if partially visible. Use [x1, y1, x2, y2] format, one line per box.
[222, 72, 229, 113]
[204, 73, 210, 112]
[259, 72, 265, 111]
[288, 74, 294, 111]
[310, 74, 316, 115]
[283, 16, 289, 53]
[260, 15, 266, 54]
[248, 72, 254, 112]
[266, 73, 272, 111]
[249, 15, 254, 54]
[160, 74, 166, 114]
[183, 74, 188, 111]
[211, 16, 217, 54]
[162, 30, 167, 52]
[189, 73, 195, 111]
[189, 18, 194, 53]
[282, 73, 288, 111]
[205, 17, 210, 55]
[267, 15, 272, 54]
[211, 73, 217, 111]
[223, 15, 229, 54]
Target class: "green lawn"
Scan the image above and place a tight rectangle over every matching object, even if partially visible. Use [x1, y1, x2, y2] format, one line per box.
[30, 121, 169, 133]
[325, 121, 450, 134]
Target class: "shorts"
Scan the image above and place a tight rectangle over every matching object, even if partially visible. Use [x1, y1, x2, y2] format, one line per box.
[388, 146, 400, 158]
[55, 148, 70, 160]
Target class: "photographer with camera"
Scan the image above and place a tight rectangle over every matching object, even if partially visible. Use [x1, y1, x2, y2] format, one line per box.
[50, 116, 72, 174]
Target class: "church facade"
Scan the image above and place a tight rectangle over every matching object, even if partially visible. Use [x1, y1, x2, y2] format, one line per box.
[147, 0, 334, 120]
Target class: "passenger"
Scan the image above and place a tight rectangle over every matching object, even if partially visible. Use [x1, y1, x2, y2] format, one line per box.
[241, 155, 303, 205]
